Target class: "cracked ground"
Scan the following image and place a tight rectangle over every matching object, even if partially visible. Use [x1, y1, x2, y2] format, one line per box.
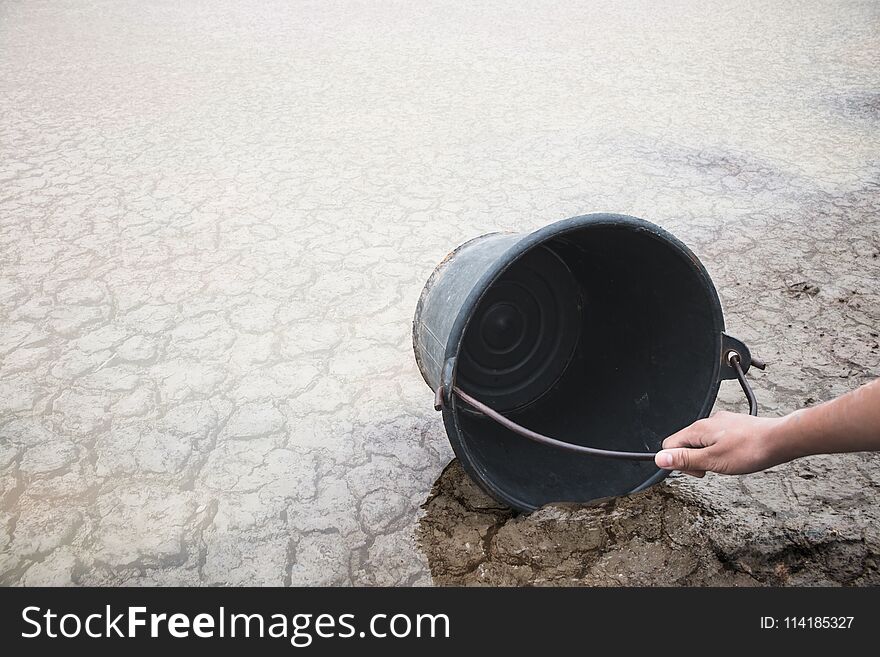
[1, 1, 879, 586]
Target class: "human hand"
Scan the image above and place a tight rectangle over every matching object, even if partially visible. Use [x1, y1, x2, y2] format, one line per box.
[654, 411, 789, 477]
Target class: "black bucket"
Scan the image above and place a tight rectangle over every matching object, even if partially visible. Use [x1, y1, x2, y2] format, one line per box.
[413, 213, 763, 512]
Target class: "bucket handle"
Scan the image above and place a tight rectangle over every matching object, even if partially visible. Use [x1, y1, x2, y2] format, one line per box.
[435, 342, 765, 462]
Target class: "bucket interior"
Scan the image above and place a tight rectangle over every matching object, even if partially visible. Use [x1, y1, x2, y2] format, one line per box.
[453, 225, 721, 508]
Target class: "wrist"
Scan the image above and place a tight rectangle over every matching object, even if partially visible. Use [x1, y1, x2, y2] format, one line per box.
[763, 408, 815, 464]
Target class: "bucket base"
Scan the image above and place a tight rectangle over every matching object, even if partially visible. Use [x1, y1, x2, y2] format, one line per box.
[456, 244, 581, 413]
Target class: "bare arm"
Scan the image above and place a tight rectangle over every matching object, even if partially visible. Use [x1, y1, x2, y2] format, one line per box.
[654, 378, 880, 477]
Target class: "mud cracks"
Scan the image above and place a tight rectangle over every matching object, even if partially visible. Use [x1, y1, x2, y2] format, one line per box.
[418, 461, 880, 586]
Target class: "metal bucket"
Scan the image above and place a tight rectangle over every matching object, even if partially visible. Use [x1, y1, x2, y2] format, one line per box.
[413, 213, 763, 512]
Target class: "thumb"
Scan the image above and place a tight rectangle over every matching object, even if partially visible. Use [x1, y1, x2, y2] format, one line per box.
[655, 447, 711, 472]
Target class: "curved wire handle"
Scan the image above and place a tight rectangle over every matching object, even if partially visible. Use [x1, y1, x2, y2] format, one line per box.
[451, 386, 656, 461]
[440, 351, 761, 462]
[728, 352, 759, 416]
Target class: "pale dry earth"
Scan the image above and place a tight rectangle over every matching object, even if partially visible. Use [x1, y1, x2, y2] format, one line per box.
[1, 1, 878, 585]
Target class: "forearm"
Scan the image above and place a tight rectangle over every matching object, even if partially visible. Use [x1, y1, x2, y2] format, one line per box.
[766, 378, 880, 462]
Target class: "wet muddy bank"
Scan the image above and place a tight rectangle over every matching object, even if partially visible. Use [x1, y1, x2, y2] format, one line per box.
[418, 460, 880, 586]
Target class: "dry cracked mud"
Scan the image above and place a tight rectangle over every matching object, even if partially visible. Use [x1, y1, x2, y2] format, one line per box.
[2, 1, 879, 586]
